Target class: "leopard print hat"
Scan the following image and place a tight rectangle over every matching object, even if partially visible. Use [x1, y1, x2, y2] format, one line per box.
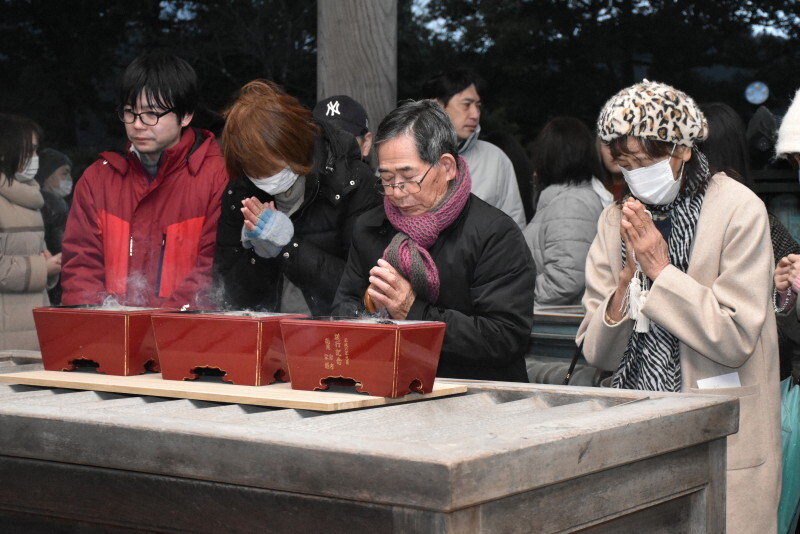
[597, 80, 708, 147]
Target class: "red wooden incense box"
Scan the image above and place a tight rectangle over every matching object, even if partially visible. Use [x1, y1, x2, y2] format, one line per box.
[33, 305, 162, 375]
[151, 311, 307, 386]
[280, 317, 446, 398]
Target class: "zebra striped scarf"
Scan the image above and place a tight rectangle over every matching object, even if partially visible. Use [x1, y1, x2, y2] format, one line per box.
[611, 147, 709, 392]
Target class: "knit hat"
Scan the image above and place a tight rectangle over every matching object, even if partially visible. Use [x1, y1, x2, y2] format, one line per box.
[35, 148, 72, 185]
[776, 88, 800, 158]
[597, 80, 708, 147]
[313, 95, 369, 136]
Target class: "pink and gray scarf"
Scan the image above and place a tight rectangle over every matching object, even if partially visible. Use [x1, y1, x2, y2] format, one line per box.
[383, 156, 471, 303]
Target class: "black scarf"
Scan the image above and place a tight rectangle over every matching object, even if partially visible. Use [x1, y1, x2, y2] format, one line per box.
[611, 147, 709, 392]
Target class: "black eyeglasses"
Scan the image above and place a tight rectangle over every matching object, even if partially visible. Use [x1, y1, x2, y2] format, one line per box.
[377, 165, 433, 196]
[118, 108, 174, 126]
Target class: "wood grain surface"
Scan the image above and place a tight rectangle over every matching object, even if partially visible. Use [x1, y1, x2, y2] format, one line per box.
[0, 371, 467, 412]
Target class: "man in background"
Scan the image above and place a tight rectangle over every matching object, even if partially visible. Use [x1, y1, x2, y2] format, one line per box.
[422, 68, 525, 228]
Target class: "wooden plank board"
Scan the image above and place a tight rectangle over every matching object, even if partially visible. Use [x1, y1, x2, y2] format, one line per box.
[0, 371, 467, 412]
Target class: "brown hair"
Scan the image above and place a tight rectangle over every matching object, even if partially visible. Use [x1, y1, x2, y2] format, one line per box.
[603, 136, 673, 203]
[0, 114, 42, 186]
[606, 135, 673, 161]
[222, 79, 317, 181]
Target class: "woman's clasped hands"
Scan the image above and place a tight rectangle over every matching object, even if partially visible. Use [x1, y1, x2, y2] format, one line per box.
[620, 197, 671, 281]
[775, 253, 800, 292]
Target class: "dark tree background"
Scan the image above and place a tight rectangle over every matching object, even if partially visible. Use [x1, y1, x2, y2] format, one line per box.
[1, 0, 799, 174]
[414, 0, 800, 141]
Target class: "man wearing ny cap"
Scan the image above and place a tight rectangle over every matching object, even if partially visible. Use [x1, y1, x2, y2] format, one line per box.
[313, 95, 373, 161]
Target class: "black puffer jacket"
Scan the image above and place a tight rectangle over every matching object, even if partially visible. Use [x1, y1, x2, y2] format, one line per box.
[213, 121, 381, 315]
[332, 195, 535, 382]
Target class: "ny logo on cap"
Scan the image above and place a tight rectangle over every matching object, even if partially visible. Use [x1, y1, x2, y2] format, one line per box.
[326, 101, 341, 117]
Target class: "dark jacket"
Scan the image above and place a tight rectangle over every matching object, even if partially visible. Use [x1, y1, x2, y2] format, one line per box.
[41, 189, 70, 304]
[41, 190, 69, 254]
[62, 128, 229, 308]
[769, 212, 800, 381]
[332, 195, 535, 382]
[213, 121, 381, 315]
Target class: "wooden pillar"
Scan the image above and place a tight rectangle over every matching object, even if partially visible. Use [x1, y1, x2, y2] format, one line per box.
[317, 0, 397, 133]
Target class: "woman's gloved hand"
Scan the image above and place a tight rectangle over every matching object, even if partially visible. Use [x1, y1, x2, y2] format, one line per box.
[240, 198, 294, 258]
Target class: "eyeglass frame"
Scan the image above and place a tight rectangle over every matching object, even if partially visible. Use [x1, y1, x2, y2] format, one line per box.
[376, 164, 434, 196]
[117, 107, 175, 126]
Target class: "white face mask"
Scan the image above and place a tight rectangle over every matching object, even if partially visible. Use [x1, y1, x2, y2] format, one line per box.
[55, 178, 73, 198]
[619, 146, 682, 205]
[247, 167, 299, 196]
[15, 155, 39, 182]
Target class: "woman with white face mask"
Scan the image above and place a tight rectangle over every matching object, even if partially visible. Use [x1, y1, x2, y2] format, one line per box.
[578, 81, 780, 533]
[213, 80, 381, 314]
[0, 114, 61, 350]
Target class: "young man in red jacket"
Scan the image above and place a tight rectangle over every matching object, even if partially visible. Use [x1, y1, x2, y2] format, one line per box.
[61, 51, 228, 308]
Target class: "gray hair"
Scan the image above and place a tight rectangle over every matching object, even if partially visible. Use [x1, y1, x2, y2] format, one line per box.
[374, 99, 459, 167]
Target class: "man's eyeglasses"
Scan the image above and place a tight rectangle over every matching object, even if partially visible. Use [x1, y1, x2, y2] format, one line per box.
[377, 165, 433, 196]
[118, 108, 174, 126]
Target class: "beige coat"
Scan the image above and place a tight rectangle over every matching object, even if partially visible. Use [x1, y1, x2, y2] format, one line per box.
[578, 173, 781, 533]
[0, 176, 52, 350]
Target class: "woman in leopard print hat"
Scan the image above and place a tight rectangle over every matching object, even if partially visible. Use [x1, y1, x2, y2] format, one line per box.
[579, 80, 781, 533]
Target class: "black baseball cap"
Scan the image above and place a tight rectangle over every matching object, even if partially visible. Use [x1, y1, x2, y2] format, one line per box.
[313, 95, 369, 136]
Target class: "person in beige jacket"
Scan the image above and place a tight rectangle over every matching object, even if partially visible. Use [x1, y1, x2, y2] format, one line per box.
[578, 81, 781, 533]
[0, 114, 61, 350]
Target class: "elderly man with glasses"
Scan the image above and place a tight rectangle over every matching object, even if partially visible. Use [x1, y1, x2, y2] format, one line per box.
[333, 100, 535, 382]
[61, 51, 228, 308]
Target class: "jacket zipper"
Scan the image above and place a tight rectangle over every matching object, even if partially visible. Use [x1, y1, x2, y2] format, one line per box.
[155, 234, 166, 296]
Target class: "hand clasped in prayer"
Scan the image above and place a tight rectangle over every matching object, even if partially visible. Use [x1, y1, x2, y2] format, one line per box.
[241, 196, 275, 231]
[367, 258, 416, 320]
[620, 198, 671, 281]
[775, 253, 800, 291]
